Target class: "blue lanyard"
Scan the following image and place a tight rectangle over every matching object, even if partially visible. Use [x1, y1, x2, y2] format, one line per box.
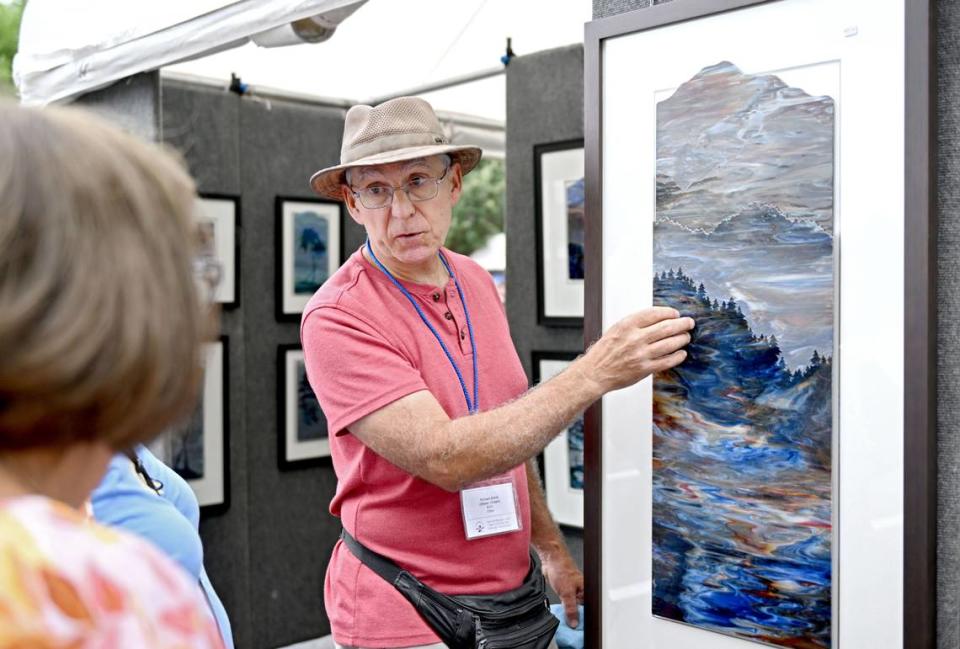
[365, 240, 479, 414]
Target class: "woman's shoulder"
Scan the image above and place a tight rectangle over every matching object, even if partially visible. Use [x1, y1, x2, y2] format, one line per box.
[0, 495, 221, 648]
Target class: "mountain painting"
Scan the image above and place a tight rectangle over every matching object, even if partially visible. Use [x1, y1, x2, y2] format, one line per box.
[652, 62, 834, 648]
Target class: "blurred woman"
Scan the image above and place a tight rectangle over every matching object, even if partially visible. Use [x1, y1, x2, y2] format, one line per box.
[0, 102, 223, 647]
[92, 445, 235, 648]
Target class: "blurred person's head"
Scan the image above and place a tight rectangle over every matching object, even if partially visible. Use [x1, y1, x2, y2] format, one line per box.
[0, 102, 211, 505]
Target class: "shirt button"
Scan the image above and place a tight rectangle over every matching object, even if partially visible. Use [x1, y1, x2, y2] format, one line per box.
[432, 292, 441, 301]
[444, 312, 453, 320]
[460, 329, 466, 340]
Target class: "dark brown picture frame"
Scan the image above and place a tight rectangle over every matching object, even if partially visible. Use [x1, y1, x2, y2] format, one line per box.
[583, 1, 936, 648]
[534, 139, 586, 327]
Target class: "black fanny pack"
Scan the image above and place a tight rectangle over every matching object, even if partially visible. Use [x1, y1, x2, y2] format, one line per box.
[341, 530, 559, 649]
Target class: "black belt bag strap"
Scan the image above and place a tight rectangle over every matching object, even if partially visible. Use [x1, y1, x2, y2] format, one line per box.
[341, 530, 559, 649]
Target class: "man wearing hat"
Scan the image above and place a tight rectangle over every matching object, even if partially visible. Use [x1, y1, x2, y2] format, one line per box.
[302, 96, 694, 648]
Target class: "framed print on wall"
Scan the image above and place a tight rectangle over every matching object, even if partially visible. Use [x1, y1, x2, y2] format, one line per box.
[533, 351, 584, 529]
[535, 139, 585, 327]
[583, 1, 935, 649]
[196, 194, 240, 308]
[276, 197, 344, 321]
[278, 344, 331, 469]
[170, 336, 229, 513]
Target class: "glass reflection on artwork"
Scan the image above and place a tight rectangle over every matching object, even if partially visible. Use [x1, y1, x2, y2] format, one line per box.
[567, 417, 584, 490]
[294, 211, 330, 295]
[652, 62, 834, 648]
[566, 178, 585, 280]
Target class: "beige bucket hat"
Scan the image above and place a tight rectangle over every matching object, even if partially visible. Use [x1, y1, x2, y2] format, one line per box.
[310, 96, 483, 201]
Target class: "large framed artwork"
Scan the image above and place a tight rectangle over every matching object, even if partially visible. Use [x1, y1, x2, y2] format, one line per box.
[276, 197, 344, 321]
[533, 351, 584, 528]
[277, 344, 331, 469]
[196, 194, 240, 308]
[170, 336, 229, 513]
[535, 139, 586, 326]
[583, 2, 935, 649]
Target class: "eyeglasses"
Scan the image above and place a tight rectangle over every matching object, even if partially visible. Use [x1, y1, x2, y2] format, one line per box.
[350, 166, 449, 210]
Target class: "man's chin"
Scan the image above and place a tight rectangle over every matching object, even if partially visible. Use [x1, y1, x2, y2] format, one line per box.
[391, 238, 439, 262]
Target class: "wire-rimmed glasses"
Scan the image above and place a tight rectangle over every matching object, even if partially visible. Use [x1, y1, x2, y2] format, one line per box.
[350, 166, 450, 210]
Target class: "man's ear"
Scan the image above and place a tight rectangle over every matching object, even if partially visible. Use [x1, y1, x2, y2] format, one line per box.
[448, 162, 464, 206]
[342, 185, 364, 225]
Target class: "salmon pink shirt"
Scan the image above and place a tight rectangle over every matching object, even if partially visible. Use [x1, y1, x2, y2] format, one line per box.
[301, 247, 531, 647]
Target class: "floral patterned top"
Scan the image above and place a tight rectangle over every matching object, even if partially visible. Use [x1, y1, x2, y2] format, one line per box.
[0, 495, 223, 648]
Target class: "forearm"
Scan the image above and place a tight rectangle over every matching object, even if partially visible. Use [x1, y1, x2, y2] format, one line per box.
[350, 307, 693, 492]
[428, 356, 602, 491]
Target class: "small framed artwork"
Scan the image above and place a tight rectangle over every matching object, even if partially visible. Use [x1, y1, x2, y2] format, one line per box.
[170, 336, 229, 513]
[276, 197, 343, 321]
[196, 194, 240, 308]
[278, 344, 331, 468]
[533, 351, 583, 529]
[534, 139, 585, 327]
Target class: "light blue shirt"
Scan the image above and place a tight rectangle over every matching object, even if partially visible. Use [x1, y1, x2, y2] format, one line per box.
[91, 446, 234, 649]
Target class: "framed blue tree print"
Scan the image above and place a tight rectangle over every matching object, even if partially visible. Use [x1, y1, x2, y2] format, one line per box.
[276, 197, 343, 321]
[277, 344, 331, 469]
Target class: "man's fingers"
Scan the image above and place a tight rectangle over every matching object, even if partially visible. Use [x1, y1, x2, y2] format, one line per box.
[647, 332, 692, 359]
[642, 315, 695, 343]
[650, 349, 687, 374]
[563, 594, 580, 628]
[626, 306, 680, 329]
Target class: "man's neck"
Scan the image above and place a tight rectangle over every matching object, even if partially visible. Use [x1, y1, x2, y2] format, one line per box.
[364, 245, 449, 288]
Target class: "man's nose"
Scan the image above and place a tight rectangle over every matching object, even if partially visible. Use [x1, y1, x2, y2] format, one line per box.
[389, 187, 416, 218]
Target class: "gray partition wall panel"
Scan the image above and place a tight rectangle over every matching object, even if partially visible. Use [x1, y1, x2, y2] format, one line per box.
[505, 44, 585, 566]
[938, 1, 960, 647]
[164, 80, 243, 195]
[239, 96, 363, 648]
[506, 44, 585, 378]
[162, 81, 252, 649]
[161, 80, 363, 647]
[593, 0, 654, 18]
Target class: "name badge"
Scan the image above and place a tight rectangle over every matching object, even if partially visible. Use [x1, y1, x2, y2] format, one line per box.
[460, 473, 522, 540]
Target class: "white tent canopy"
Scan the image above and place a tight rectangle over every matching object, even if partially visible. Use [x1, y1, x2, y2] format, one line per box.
[14, 0, 366, 105]
[14, 0, 590, 120]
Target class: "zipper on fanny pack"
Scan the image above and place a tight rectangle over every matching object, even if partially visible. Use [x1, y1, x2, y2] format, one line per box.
[459, 595, 550, 622]
[475, 609, 559, 649]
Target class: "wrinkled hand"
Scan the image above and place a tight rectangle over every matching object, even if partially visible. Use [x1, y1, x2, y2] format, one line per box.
[580, 306, 694, 394]
[541, 550, 584, 629]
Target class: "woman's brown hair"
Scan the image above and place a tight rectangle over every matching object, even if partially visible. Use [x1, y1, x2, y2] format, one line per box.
[0, 102, 211, 450]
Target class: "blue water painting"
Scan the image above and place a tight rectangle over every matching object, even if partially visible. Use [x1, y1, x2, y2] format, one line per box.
[653, 62, 834, 649]
[566, 178, 585, 280]
[567, 417, 584, 490]
[294, 211, 330, 295]
[297, 360, 328, 442]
